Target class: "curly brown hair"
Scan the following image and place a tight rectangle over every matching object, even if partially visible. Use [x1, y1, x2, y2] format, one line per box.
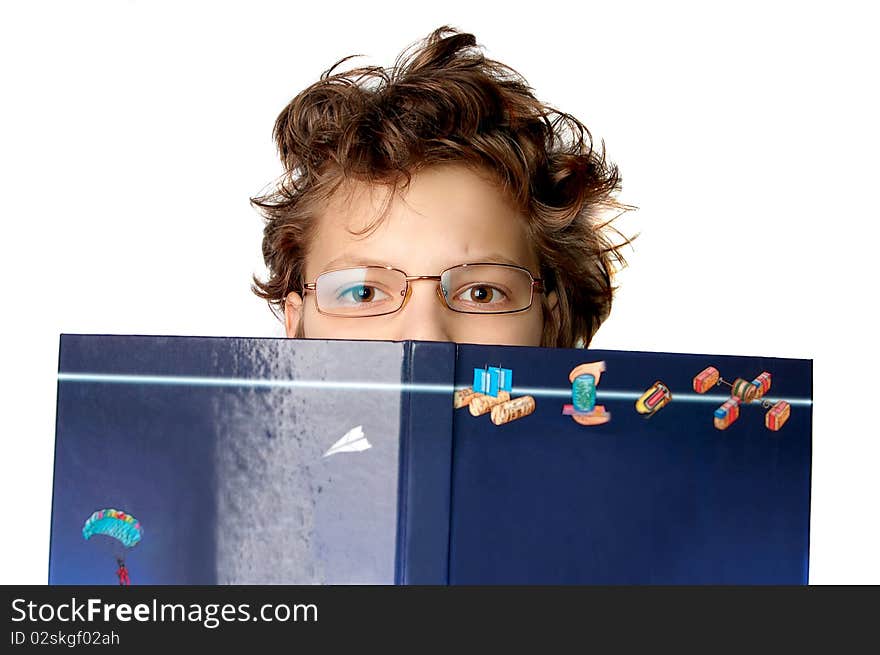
[252, 26, 630, 347]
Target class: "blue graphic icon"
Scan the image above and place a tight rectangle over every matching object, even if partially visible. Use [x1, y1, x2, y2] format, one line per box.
[571, 374, 596, 412]
[473, 366, 513, 397]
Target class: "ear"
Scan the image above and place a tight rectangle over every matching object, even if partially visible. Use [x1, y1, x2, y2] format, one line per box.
[284, 292, 304, 338]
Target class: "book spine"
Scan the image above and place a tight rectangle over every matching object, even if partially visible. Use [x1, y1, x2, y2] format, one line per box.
[394, 341, 457, 585]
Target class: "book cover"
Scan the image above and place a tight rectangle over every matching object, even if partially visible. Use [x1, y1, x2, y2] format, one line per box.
[49, 335, 812, 584]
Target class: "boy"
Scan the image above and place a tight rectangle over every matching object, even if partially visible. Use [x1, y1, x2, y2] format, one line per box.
[252, 26, 627, 347]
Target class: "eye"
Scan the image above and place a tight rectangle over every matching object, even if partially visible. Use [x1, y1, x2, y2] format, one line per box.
[455, 284, 508, 304]
[337, 284, 391, 304]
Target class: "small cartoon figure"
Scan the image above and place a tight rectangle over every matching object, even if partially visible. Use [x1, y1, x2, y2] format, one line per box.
[116, 557, 131, 586]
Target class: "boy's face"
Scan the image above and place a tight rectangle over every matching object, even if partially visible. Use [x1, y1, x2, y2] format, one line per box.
[284, 165, 557, 346]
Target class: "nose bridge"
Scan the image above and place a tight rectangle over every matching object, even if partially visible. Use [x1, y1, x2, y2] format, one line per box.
[404, 273, 443, 292]
[395, 277, 453, 341]
[401, 276, 447, 310]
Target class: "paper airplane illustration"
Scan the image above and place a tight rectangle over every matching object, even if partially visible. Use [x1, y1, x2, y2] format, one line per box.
[323, 425, 372, 457]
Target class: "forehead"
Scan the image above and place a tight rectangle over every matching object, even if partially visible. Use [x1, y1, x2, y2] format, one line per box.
[306, 165, 538, 276]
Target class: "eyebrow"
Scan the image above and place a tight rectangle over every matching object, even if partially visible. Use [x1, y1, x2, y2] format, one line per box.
[319, 253, 525, 272]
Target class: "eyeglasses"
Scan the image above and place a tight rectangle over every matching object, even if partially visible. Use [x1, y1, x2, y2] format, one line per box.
[300, 263, 545, 318]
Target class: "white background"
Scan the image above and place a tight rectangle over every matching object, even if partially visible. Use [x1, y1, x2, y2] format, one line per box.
[1, 0, 877, 584]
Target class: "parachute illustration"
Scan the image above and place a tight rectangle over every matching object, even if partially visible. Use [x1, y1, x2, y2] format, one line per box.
[82, 509, 142, 585]
[82, 508, 143, 548]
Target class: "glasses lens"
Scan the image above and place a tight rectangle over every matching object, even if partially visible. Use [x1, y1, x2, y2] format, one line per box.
[441, 264, 535, 314]
[315, 267, 407, 317]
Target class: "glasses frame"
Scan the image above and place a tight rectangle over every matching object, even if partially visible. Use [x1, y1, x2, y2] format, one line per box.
[301, 262, 545, 318]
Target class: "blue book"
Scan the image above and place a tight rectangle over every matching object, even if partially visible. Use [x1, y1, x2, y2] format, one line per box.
[49, 335, 812, 584]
